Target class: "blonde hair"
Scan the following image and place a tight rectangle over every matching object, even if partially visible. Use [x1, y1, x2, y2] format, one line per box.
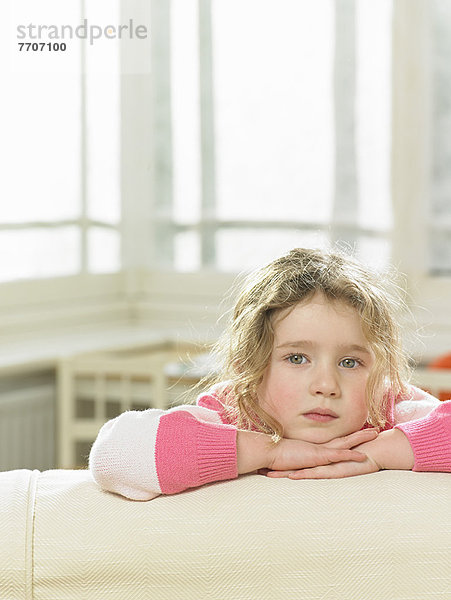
[205, 247, 411, 439]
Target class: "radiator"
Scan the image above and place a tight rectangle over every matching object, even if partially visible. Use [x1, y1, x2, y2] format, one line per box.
[0, 372, 55, 471]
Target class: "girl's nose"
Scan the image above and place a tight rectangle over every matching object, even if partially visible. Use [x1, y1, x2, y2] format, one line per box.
[309, 366, 340, 398]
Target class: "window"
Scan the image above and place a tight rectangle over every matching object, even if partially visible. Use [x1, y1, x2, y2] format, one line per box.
[0, 0, 121, 283]
[158, 0, 393, 273]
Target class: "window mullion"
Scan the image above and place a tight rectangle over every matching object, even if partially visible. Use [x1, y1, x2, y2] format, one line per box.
[391, 0, 431, 278]
[150, 0, 174, 268]
[199, 0, 217, 268]
[332, 0, 358, 247]
[80, 0, 88, 275]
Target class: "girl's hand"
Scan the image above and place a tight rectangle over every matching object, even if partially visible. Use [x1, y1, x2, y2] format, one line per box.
[236, 427, 379, 475]
[266, 428, 414, 479]
[266, 428, 378, 472]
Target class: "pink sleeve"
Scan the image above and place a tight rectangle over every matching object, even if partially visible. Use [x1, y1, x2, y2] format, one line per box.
[395, 401, 451, 472]
[155, 411, 237, 494]
[89, 402, 238, 500]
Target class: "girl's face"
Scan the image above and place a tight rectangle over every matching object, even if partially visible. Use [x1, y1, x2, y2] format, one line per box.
[258, 292, 375, 443]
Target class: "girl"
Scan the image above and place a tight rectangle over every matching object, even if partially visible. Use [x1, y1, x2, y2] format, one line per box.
[89, 248, 451, 500]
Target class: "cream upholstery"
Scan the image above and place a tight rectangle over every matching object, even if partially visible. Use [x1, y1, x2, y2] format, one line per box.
[0, 468, 450, 599]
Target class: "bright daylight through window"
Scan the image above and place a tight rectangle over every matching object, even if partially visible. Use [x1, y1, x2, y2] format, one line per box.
[0, 0, 120, 283]
[1, 0, 450, 283]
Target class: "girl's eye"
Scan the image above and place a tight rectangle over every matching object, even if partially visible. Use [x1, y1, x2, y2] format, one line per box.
[288, 354, 306, 365]
[340, 358, 358, 369]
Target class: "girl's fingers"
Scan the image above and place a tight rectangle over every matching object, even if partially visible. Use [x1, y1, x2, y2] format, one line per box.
[287, 459, 379, 480]
[265, 450, 367, 478]
[288, 466, 338, 479]
[330, 449, 366, 463]
[327, 428, 378, 449]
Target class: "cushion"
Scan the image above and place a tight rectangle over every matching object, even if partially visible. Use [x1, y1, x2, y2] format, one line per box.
[0, 468, 450, 599]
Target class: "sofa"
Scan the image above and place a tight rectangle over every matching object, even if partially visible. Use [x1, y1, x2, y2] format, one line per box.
[1, 468, 450, 599]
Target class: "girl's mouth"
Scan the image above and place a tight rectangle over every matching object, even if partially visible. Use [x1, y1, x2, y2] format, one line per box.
[302, 409, 338, 423]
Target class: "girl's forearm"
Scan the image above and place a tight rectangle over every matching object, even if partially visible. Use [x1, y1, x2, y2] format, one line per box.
[236, 430, 274, 474]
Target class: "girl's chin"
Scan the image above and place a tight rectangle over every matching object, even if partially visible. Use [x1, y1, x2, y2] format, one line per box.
[287, 429, 339, 444]
[287, 423, 366, 444]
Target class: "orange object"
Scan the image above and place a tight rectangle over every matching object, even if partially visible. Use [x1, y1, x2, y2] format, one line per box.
[427, 353, 451, 400]
[428, 353, 451, 369]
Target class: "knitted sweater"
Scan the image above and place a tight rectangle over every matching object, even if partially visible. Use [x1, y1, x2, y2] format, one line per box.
[89, 385, 451, 501]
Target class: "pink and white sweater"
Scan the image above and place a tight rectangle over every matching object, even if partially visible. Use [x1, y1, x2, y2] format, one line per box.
[89, 385, 451, 501]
